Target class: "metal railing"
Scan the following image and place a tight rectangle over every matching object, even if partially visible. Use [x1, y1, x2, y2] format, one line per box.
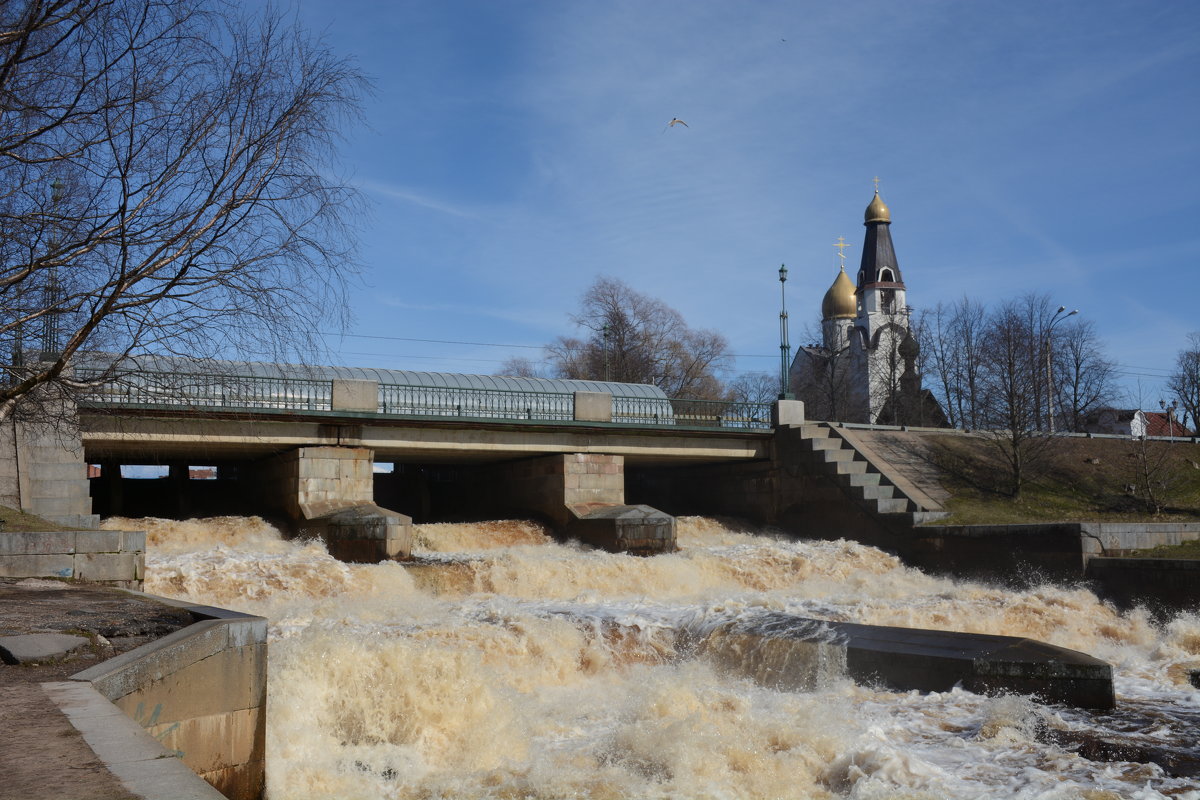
[78, 369, 332, 412]
[379, 382, 573, 422]
[77, 368, 775, 430]
[613, 395, 772, 429]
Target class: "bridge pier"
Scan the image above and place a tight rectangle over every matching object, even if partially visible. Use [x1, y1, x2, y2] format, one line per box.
[258, 446, 412, 562]
[484, 454, 676, 554]
[0, 397, 98, 530]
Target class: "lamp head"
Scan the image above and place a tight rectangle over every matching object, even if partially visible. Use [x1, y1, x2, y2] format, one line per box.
[779, 264, 787, 282]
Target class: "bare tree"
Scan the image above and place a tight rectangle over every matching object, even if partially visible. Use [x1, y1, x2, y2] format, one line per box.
[495, 356, 547, 379]
[545, 277, 730, 399]
[0, 0, 365, 420]
[921, 297, 987, 429]
[1052, 318, 1118, 433]
[977, 297, 1056, 497]
[1168, 332, 1200, 434]
[726, 371, 778, 406]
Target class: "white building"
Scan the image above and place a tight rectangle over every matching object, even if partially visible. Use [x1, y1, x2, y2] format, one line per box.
[791, 189, 939, 425]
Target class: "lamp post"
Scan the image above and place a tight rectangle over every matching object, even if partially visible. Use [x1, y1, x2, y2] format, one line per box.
[1161, 399, 1178, 438]
[1045, 305, 1078, 433]
[778, 264, 793, 399]
[602, 323, 611, 382]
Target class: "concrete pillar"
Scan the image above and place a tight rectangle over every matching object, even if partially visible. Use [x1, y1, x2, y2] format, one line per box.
[258, 445, 412, 562]
[489, 453, 675, 554]
[0, 404, 98, 529]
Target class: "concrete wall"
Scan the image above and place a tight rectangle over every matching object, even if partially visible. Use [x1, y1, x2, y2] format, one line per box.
[1085, 557, 1200, 614]
[71, 597, 268, 800]
[0, 529, 144, 588]
[0, 410, 97, 529]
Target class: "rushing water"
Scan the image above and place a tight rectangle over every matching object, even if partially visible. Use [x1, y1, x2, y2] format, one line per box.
[103, 515, 1200, 799]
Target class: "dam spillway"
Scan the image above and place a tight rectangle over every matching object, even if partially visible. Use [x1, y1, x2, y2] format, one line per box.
[108, 515, 1200, 799]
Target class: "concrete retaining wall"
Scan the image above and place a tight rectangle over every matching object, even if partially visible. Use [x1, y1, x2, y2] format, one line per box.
[70, 596, 268, 800]
[0, 529, 144, 588]
[1084, 557, 1200, 613]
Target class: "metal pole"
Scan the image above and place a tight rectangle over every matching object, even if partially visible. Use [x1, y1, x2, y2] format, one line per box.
[1045, 306, 1078, 434]
[778, 264, 792, 399]
[602, 323, 610, 382]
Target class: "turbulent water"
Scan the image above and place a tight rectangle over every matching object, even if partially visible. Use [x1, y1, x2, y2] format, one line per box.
[102, 515, 1200, 799]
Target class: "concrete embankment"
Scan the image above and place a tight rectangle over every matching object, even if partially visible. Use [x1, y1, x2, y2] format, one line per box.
[696, 612, 1114, 710]
[1085, 557, 1200, 613]
[69, 595, 267, 799]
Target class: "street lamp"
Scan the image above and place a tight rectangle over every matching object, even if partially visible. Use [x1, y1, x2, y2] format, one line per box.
[1045, 305, 1078, 433]
[778, 264, 793, 399]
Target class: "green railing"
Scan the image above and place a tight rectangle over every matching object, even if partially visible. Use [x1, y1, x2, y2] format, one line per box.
[379, 382, 573, 421]
[613, 395, 771, 429]
[77, 368, 774, 430]
[78, 369, 332, 411]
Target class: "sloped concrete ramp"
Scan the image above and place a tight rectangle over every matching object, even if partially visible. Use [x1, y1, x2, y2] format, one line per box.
[697, 612, 1114, 709]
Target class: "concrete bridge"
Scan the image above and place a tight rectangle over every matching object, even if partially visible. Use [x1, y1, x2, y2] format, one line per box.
[8, 358, 816, 559]
[3, 356, 982, 565]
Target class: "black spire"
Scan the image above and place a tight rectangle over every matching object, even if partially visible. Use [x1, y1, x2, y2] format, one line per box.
[857, 191, 904, 290]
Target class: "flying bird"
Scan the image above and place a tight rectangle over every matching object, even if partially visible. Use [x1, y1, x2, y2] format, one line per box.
[663, 117, 689, 133]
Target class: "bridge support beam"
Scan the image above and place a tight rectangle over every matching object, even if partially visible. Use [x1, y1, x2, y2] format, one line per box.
[488, 453, 675, 554]
[258, 446, 412, 562]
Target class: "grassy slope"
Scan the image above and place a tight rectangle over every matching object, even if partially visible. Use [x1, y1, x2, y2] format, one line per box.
[0, 505, 70, 532]
[921, 434, 1200, 526]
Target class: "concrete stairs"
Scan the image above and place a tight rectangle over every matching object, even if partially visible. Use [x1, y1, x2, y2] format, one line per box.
[793, 423, 948, 528]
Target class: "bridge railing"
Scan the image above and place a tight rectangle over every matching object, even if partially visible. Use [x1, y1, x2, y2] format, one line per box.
[78, 368, 774, 430]
[614, 395, 773, 430]
[78, 369, 333, 411]
[378, 382, 574, 421]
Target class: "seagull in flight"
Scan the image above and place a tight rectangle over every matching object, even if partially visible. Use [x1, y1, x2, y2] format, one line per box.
[663, 117, 689, 133]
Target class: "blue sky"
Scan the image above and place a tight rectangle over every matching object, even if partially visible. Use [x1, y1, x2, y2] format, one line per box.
[291, 0, 1199, 404]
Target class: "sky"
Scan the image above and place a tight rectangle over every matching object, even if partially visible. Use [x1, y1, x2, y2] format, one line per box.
[288, 0, 1200, 405]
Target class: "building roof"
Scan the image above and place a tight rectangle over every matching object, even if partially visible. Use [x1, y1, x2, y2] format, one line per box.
[821, 267, 858, 320]
[858, 190, 904, 289]
[1142, 411, 1194, 437]
[77, 353, 670, 400]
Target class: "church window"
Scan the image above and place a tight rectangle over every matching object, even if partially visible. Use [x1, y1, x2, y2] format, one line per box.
[880, 289, 896, 313]
[879, 268, 895, 283]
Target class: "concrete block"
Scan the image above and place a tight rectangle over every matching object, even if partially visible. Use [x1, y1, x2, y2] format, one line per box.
[574, 391, 612, 422]
[27, 495, 84, 514]
[331, 379, 378, 412]
[773, 399, 805, 427]
[0, 530, 76, 554]
[75, 552, 140, 582]
[0, 552, 76, 578]
[27, 461, 89, 481]
[0, 633, 90, 663]
[74, 529, 123, 553]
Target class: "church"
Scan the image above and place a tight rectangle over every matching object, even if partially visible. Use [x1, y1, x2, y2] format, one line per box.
[788, 188, 946, 426]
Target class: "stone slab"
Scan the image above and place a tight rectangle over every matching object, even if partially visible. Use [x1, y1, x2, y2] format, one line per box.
[0, 633, 90, 664]
[699, 612, 1114, 710]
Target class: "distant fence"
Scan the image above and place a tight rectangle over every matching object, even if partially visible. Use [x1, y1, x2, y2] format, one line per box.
[76, 368, 773, 431]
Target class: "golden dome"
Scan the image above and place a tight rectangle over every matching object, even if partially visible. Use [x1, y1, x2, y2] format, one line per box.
[864, 190, 891, 224]
[822, 267, 858, 320]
